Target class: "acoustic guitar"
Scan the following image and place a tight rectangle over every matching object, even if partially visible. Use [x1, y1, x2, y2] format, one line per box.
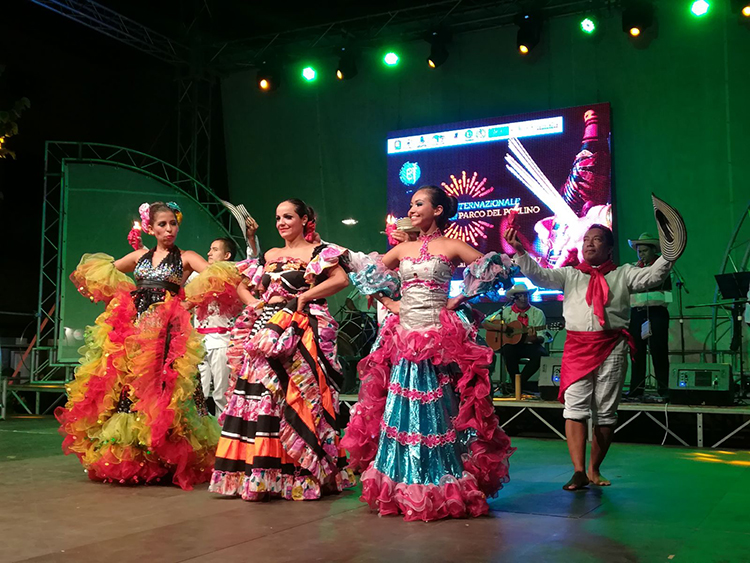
[483, 320, 563, 350]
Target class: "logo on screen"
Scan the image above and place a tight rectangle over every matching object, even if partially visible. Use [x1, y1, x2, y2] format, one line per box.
[399, 162, 421, 186]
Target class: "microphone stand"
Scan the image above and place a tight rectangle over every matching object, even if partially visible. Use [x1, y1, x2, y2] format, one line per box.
[672, 265, 689, 362]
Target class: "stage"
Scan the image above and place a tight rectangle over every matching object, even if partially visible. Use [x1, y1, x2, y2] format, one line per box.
[2, 417, 749, 563]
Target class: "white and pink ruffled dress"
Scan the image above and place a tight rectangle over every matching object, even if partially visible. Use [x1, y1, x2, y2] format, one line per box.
[342, 234, 516, 521]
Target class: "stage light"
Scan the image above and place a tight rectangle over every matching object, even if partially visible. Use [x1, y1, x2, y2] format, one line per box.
[256, 61, 280, 92]
[516, 12, 542, 55]
[580, 16, 598, 34]
[426, 28, 451, 68]
[383, 52, 399, 66]
[622, 1, 654, 37]
[690, 1, 710, 16]
[301, 66, 317, 81]
[743, 4, 750, 17]
[341, 218, 358, 226]
[336, 47, 358, 80]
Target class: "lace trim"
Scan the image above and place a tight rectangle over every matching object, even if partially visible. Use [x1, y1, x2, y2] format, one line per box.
[402, 229, 455, 272]
[381, 420, 457, 448]
[388, 374, 451, 404]
[401, 278, 450, 292]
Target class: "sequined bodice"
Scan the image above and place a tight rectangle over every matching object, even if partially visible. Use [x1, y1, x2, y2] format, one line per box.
[132, 247, 183, 315]
[260, 259, 310, 302]
[134, 247, 183, 286]
[399, 233, 454, 330]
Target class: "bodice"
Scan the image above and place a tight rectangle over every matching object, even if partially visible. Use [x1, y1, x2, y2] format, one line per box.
[398, 236, 454, 331]
[132, 246, 183, 314]
[134, 246, 183, 288]
[260, 259, 310, 302]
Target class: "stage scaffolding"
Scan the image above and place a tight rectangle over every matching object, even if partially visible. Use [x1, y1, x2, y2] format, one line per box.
[337, 395, 750, 449]
[0, 142, 241, 420]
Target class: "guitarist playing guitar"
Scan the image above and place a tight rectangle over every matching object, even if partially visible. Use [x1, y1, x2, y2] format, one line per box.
[482, 283, 549, 391]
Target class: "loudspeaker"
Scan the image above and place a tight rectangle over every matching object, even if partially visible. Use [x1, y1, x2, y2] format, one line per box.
[538, 357, 562, 401]
[668, 363, 733, 406]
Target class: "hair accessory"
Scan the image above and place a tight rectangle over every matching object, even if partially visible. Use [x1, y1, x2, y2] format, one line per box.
[166, 201, 183, 225]
[138, 203, 151, 232]
[304, 219, 317, 243]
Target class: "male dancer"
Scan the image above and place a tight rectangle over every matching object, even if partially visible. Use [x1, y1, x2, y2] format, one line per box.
[196, 237, 238, 415]
[504, 224, 673, 490]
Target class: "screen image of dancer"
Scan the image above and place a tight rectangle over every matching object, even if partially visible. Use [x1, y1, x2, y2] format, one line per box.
[387, 103, 613, 302]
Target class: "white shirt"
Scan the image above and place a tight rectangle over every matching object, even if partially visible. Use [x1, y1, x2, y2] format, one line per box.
[515, 253, 672, 332]
[486, 305, 546, 328]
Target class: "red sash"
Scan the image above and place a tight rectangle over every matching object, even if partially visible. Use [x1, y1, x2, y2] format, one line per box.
[558, 329, 634, 403]
[197, 327, 230, 335]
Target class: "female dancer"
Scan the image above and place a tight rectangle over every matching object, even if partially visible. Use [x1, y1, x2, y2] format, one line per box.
[57, 201, 240, 490]
[210, 198, 356, 501]
[342, 185, 516, 521]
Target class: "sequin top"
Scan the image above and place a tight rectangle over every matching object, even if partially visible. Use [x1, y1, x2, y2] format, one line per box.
[132, 246, 183, 314]
[399, 231, 454, 331]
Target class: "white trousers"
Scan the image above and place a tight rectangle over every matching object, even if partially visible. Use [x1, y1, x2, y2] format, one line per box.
[198, 346, 230, 413]
[563, 339, 628, 426]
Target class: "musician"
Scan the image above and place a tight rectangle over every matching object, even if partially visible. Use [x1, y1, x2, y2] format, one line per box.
[483, 283, 549, 390]
[627, 232, 672, 398]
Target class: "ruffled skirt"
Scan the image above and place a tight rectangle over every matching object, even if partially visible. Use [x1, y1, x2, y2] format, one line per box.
[55, 291, 220, 490]
[342, 309, 515, 521]
[210, 302, 356, 501]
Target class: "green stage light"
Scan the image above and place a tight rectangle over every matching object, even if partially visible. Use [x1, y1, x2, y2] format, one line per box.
[691, 0, 710, 16]
[580, 16, 597, 34]
[383, 52, 399, 66]
[301, 66, 317, 81]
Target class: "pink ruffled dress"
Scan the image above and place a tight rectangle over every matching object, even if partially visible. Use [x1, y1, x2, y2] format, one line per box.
[342, 233, 516, 521]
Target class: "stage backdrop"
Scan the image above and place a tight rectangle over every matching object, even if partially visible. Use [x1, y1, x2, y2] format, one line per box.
[387, 103, 611, 300]
[220, 1, 749, 358]
[58, 162, 232, 362]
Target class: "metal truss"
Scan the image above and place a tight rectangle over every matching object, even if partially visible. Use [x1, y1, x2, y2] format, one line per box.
[177, 72, 214, 188]
[711, 202, 750, 388]
[27, 0, 189, 65]
[36, 142, 243, 371]
[210, 0, 619, 71]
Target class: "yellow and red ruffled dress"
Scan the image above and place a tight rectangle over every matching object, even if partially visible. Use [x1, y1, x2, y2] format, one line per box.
[56, 246, 240, 490]
[210, 244, 356, 501]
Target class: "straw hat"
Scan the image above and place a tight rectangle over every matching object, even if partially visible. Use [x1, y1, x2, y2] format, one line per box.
[651, 194, 687, 261]
[395, 217, 420, 232]
[506, 282, 537, 299]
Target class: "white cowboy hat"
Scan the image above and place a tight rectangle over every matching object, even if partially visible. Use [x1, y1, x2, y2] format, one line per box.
[628, 232, 660, 250]
[506, 282, 537, 299]
[651, 194, 687, 261]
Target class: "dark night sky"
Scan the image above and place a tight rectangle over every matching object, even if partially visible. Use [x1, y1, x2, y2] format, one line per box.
[0, 1, 227, 336]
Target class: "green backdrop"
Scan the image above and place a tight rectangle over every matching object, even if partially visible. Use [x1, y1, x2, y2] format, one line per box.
[220, 2, 749, 361]
[58, 162, 233, 362]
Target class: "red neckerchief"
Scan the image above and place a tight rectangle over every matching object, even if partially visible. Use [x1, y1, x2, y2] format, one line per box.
[574, 259, 617, 327]
[510, 302, 530, 327]
[636, 257, 656, 268]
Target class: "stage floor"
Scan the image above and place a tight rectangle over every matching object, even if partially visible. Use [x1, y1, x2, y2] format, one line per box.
[1, 417, 749, 563]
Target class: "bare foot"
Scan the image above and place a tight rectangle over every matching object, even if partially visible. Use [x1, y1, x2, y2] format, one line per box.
[587, 470, 611, 486]
[563, 471, 590, 491]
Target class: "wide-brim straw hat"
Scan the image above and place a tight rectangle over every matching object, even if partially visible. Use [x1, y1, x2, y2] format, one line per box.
[651, 194, 687, 261]
[221, 200, 254, 244]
